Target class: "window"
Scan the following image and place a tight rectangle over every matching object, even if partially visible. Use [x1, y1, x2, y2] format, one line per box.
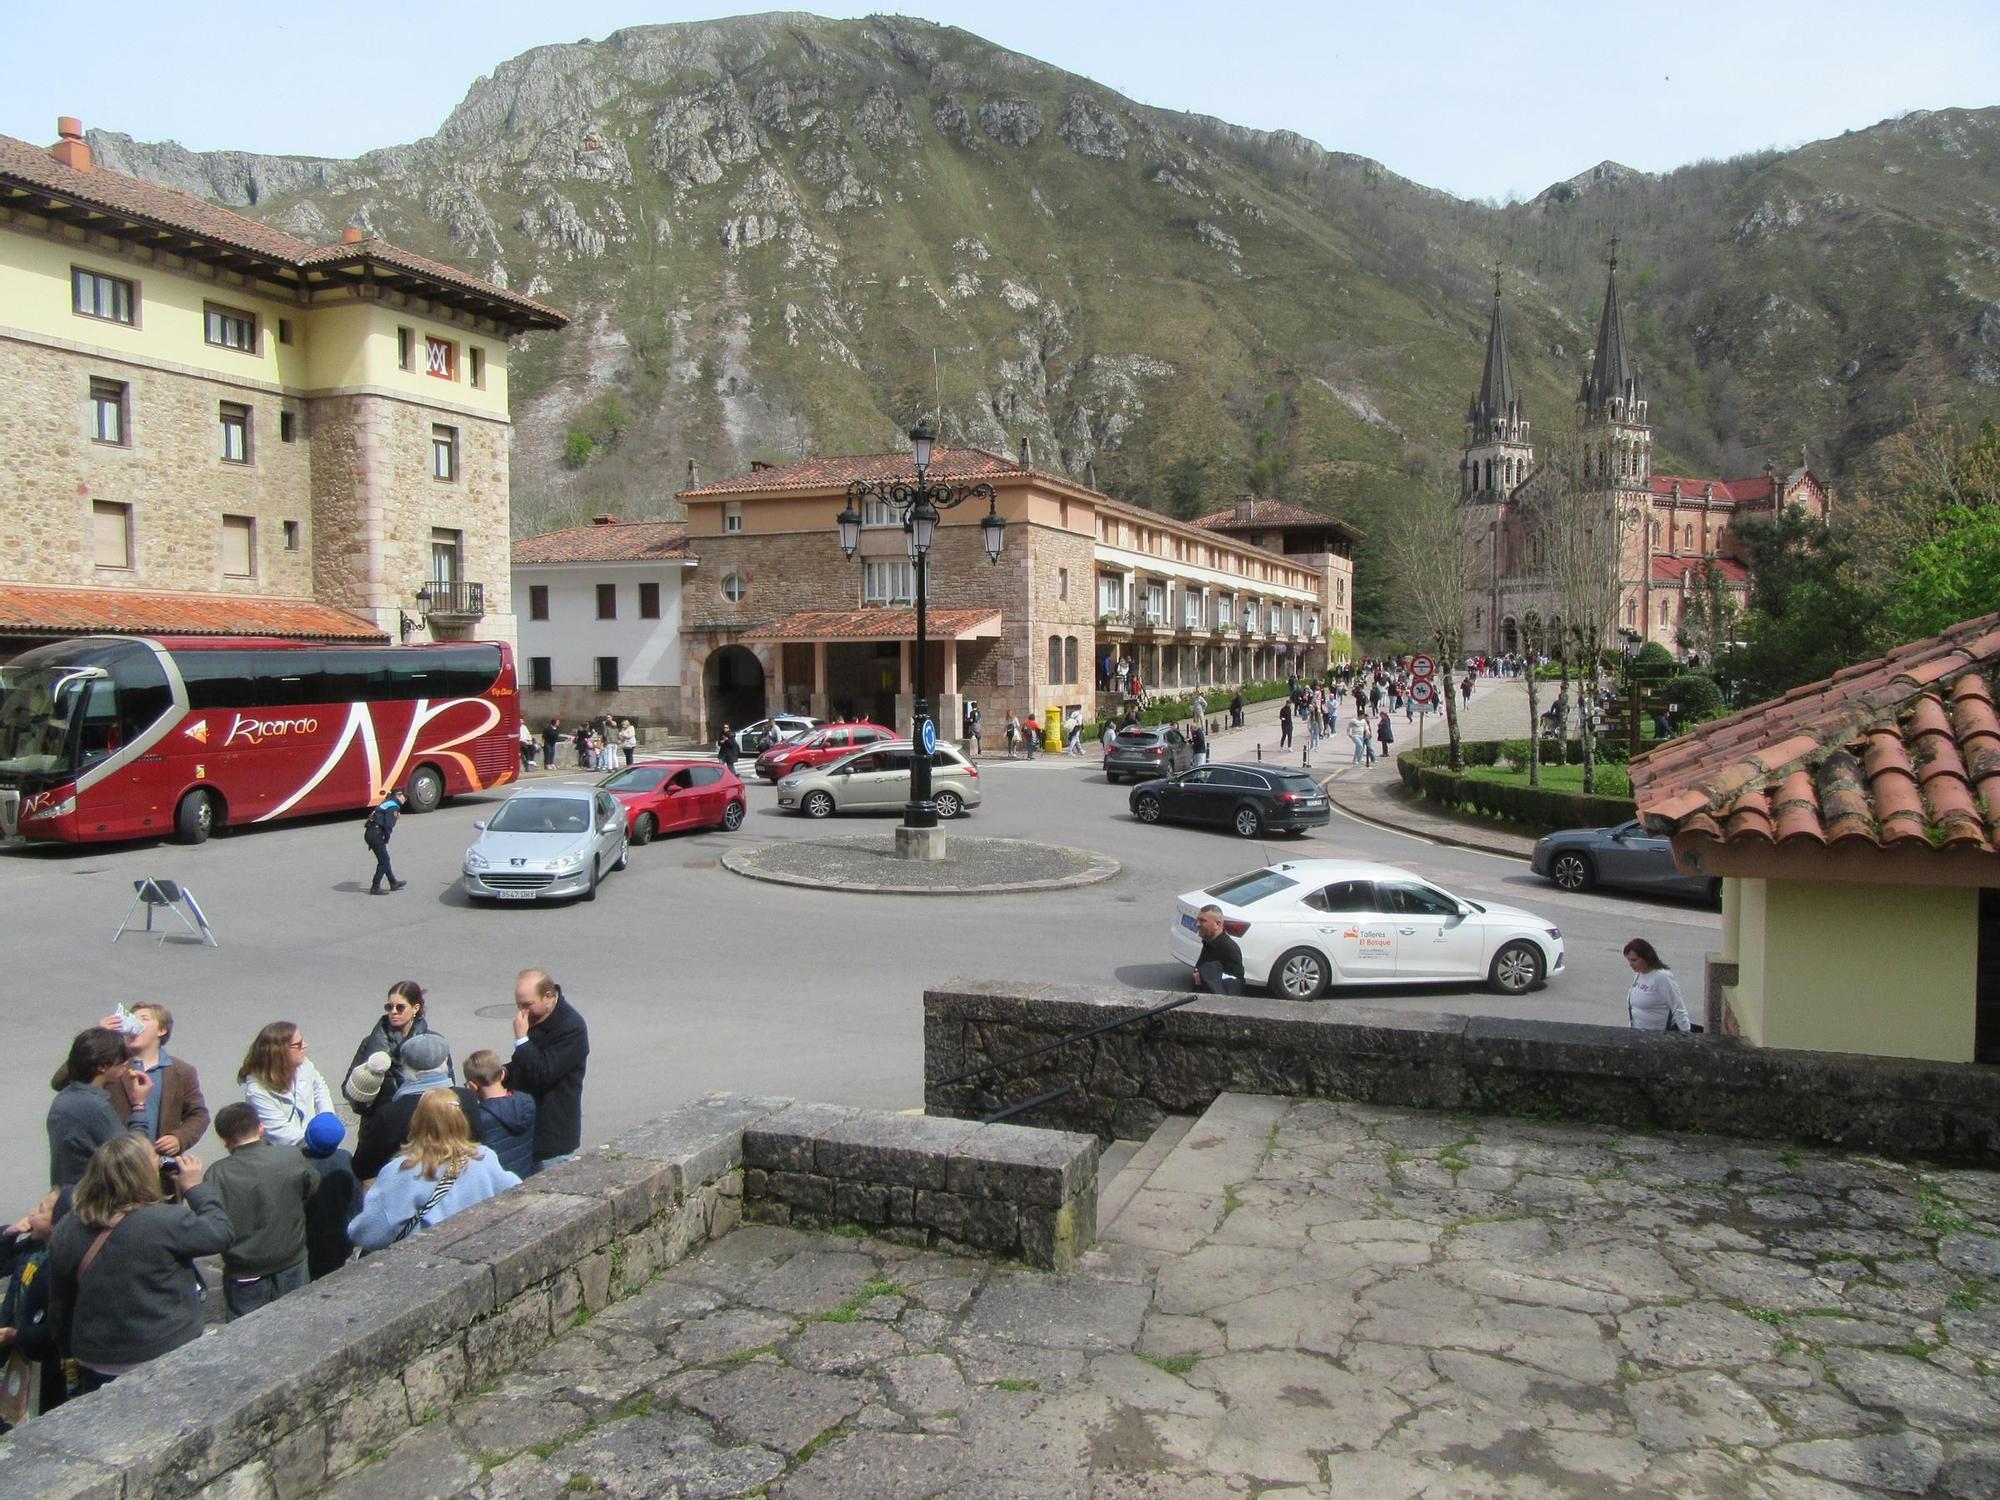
[219, 402, 251, 464]
[1146, 583, 1166, 623]
[277, 319, 293, 345]
[861, 495, 899, 528]
[425, 336, 456, 380]
[397, 327, 414, 370]
[1058, 566, 1069, 601]
[1097, 574, 1124, 614]
[1048, 635, 1062, 684]
[724, 502, 743, 533]
[431, 424, 458, 481]
[1065, 636, 1078, 686]
[595, 656, 620, 692]
[279, 410, 297, 443]
[282, 520, 300, 551]
[90, 378, 128, 445]
[92, 500, 132, 569]
[1301, 880, 1377, 913]
[723, 573, 748, 604]
[596, 584, 617, 620]
[862, 560, 912, 604]
[204, 303, 257, 352]
[639, 582, 660, 619]
[431, 529, 462, 590]
[1379, 882, 1462, 918]
[468, 347, 485, 388]
[688, 765, 724, 787]
[72, 267, 135, 324]
[528, 656, 553, 692]
[221, 515, 255, 578]
[528, 585, 549, 621]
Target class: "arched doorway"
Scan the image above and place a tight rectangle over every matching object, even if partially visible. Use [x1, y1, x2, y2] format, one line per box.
[704, 646, 766, 736]
[1502, 616, 1519, 653]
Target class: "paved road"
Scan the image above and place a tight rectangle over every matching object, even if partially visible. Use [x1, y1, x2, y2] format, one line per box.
[0, 697, 1715, 1212]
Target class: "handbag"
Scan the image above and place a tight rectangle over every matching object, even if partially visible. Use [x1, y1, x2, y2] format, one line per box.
[394, 1169, 460, 1242]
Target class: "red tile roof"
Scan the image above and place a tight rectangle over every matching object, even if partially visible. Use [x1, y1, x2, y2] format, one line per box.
[1649, 474, 1777, 504]
[1191, 500, 1365, 541]
[0, 131, 565, 331]
[1651, 554, 1750, 585]
[680, 447, 1054, 498]
[513, 520, 691, 565]
[1632, 611, 2000, 855]
[741, 609, 1003, 642]
[0, 585, 387, 642]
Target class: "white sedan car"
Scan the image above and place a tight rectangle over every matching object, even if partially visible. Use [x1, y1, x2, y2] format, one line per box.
[1169, 859, 1565, 1001]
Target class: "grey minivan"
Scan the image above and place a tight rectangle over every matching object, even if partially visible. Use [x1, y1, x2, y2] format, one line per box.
[1104, 726, 1193, 784]
[462, 785, 628, 902]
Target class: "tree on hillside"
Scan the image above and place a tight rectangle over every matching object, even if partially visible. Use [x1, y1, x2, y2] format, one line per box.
[1383, 471, 1471, 771]
[1729, 507, 1877, 700]
[1871, 413, 2000, 641]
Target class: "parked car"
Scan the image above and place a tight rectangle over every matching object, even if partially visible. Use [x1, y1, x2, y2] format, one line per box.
[1130, 763, 1330, 839]
[600, 761, 746, 843]
[1104, 726, 1192, 784]
[1531, 820, 1721, 905]
[755, 721, 896, 782]
[732, 715, 822, 756]
[462, 785, 627, 903]
[1168, 859, 1565, 1000]
[778, 742, 982, 819]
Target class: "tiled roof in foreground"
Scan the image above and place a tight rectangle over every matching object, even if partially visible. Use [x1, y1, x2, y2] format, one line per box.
[1632, 611, 2000, 854]
[0, 584, 387, 642]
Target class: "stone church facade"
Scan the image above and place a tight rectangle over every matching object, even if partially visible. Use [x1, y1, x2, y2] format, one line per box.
[1459, 253, 1830, 658]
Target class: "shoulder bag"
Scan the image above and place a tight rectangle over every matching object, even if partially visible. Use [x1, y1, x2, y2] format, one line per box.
[394, 1169, 461, 1242]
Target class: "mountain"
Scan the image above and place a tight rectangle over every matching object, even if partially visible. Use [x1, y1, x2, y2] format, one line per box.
[84, 14, 2000, 636]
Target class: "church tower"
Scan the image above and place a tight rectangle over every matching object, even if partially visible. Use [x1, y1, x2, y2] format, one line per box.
[1461, 270, 1533, 504]
[1577, 237, 1651, 491]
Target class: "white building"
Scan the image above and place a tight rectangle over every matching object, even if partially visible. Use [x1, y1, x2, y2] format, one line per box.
[512, 516, 695, 731]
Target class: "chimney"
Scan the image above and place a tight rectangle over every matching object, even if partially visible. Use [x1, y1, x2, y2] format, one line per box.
[1018, 436, 1032, 470]
[592, 513, 618, 526]
[50, 117, 91, 173]
[687, 458, 699, 487]
[1234, 493, 1255, 524]
[339, 226, 367, 245]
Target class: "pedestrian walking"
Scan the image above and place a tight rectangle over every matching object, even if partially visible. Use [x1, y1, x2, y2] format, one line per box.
[1004, 712, 1020, 759]
[541, 719, 561, 770]
[1023, 713, 1040, 760]
[363, 788, 408, 895]
[1191, 723, 1208, 766]
[716, 726, 739, 775]
[238, 1022, 336, 1149]
[506, 970, 590, 1173]
[1192, 692, 1207, 722]
[1376, 709, 1394, 760]
[1231, 690, 1244, 728]
[1460, 674, 1473, 706]
[618, 720, 638, 768]
[345, 1091, 520, 1252]
[47, 1029, 150, 1190]
[203, 1103, 316, 1320]
[47, 1134, 232, 1393]
[964, 702, 982, 759]
[1624, 940, 1694, 1033]
[1349, 716, 1371, 764]
[1065, 707, 1085, 755]
[342, 981, 447, 1120]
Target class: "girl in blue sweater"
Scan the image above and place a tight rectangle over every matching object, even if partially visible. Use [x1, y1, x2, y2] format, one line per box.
[346, 1091, 519, 1251]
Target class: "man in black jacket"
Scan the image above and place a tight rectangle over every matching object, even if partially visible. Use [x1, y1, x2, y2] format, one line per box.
[508, 969, 590, 1172]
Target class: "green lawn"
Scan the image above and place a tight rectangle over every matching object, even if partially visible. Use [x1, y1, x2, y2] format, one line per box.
[1461, 760, 1633, 799]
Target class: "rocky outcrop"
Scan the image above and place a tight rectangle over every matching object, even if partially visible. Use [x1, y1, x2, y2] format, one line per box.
[854, 85, 920, 153]
[931, 94, 974, 145]
[978, 98, 1044, 148]
[1058, 96, 1128, 160]
[649, 80, 763, 189]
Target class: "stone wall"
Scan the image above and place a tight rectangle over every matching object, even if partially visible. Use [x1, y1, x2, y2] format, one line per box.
[0, 1093, 1099, 1500]
[924, 979, 2000, 1162]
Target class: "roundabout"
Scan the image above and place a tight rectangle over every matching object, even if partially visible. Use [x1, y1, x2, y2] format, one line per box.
[720, 832, 1121, 894]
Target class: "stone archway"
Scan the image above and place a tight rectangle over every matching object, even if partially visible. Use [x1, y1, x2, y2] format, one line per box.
[704, 646, 767, 738]
[1502, 616, 1519, 654]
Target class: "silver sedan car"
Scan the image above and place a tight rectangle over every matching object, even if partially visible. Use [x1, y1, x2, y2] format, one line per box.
[462, 785, 628, 903]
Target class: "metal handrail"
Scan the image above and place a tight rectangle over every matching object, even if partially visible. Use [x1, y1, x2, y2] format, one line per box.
[939, 990, 1211, 1123]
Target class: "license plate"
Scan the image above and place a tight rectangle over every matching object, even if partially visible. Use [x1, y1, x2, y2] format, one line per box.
[1300, 798, 1324, 808]
[1179, 913, 1197, 931]
[497, 890, 537, 901]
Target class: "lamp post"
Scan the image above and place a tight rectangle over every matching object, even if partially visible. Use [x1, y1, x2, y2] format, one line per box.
[836, 419, 1005, 842]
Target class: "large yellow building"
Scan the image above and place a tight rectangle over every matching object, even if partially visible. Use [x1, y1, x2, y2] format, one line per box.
[0, 119, 566, 652]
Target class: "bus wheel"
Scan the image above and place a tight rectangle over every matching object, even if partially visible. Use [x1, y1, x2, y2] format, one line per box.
[406, 767, 445, 813]
[175, 789, 216, 845]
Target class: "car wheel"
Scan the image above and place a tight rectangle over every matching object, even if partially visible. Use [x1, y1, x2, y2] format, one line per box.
[1105, 771, 1121, 785]
[1134, 793, 1162, 824]
[803, 790, 836, 819]
[1488, 940, 1544, 995]
[1233, 805, 1263, 839]
[174, 788, 216, 845]
[405, 766, 445, 813]
[721, 800, 745, 832]
[1271, 947, 1329, 1001]
[632, 813, 657, 846]
[581, 858, 599, 902]
[613, 843, 628, 872]
[1550, 851, 1594, 893]
[934, 790, 964, 820]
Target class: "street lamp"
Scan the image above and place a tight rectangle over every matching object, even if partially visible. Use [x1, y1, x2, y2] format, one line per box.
[836, 420, 1005, 834]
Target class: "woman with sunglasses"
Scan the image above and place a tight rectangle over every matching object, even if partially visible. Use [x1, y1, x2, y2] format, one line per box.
[237, 1023, 336, 1147]
[340, 982, 449, 1119]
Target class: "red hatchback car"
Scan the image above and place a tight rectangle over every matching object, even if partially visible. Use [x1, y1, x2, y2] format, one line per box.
[754, 721, 896, 782]
[599, 761, 746, 843]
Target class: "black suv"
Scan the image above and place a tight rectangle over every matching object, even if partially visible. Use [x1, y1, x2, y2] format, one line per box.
[1103, 726, 1193, 784]
[1128, 762, 1331, 838]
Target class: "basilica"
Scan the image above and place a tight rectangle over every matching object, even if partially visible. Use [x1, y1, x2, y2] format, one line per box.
[1459, 248, 1830, 658]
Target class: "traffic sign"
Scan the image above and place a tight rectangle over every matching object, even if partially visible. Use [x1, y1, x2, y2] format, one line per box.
[1409, 678, 1437, 713]
[1409, 654, 1436, 679]
[919, 718, 937, 755]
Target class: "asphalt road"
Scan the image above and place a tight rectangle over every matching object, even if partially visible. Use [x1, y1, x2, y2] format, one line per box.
[0, 750, 1717, 1214]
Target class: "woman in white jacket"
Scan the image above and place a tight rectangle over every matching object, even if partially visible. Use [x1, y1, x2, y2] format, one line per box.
[1624, 939, 1692, 1032]
[237, 1021, 337, 1146]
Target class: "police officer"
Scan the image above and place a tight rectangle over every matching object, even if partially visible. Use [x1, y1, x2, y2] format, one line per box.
[365, 789, 408, 895]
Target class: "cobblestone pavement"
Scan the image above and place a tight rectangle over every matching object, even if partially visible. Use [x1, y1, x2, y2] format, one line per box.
[329, 1095, 2000, 1498]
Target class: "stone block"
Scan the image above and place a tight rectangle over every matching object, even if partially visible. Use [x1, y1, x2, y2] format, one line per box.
[324, 1374, 411, 1478]
[833, 1179, 892, 1224]
[464, 1284, 554, 1386]
[659, 1190, 720, 1268]
[814, 1111, 981, 1190]
[766, 1171, 835, 1216]
[610, 1093, 792, 1192]
[1021, 1192, 1097, 1272]
[518, 1150, 679, 1235]
[0, 1443, 124, 1500]
[947, 1123, 1098, 1207]
[745, 1199, 791, 1226]
[578, 1249, 615, 1312]
[423, 1188, 617, 1305]
[914, 1189, 969, 1240]
[550, 1269, 585, 1325]
[262, 1419, 327, 1500]
[745, 1101, 868, 1173]
[887, 1185, 917, 1224]
[957, 1197, 1022, 1254]
[193, 1463, 275, 1500]
[400, 1340, 468, 1424]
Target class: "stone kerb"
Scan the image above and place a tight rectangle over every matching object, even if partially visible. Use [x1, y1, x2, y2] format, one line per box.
[741, 1101, 1099, 1269]
[924, 978, 2000, 1161]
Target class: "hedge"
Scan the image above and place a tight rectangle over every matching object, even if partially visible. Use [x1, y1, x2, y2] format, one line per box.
[1397, 742, 1638, 830]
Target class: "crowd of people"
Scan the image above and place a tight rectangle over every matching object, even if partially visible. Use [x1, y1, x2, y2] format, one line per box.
[2, 973, 589, 1427]
[521, 716, 638, 773]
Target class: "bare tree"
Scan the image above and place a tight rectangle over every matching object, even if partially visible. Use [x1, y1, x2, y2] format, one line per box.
[1519, 607, 1545, 787]
[1384, 469, 1473, 771]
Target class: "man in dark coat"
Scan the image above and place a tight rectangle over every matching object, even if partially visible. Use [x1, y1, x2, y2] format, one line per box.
[364, 789, 407, 895]
[507, 969, 590, 1172]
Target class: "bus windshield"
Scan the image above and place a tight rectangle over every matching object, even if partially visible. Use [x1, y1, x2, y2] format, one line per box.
[0, 640, 174, 789]
[0, 663, 99, 778]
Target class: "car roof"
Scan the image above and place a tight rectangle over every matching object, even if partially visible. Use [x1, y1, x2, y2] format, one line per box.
[1238, 859, 1426, 882]
[506, 784, 597, 801]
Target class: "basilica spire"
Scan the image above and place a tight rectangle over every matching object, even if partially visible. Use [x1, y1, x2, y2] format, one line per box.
[1460, 263, 1533, 505]
[1470, 266, 1523, 444]
[1580, 234, 1642, 418]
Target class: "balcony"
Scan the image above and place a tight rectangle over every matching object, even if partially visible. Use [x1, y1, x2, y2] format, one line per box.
[420, 579, 486, 622]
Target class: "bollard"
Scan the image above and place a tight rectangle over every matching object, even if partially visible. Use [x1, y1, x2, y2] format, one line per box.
[1255, 743, 1262, 761]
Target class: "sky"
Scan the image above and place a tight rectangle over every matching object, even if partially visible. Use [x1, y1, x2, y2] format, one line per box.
[4, 1, 1997, 202]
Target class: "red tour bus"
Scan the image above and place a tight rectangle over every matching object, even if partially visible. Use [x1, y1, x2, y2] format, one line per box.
[0, 635, 520, 845]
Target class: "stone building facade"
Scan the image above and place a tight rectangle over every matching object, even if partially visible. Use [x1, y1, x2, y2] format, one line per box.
[1459, 251, 1830, 658]
[0, 119, 564, 654]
